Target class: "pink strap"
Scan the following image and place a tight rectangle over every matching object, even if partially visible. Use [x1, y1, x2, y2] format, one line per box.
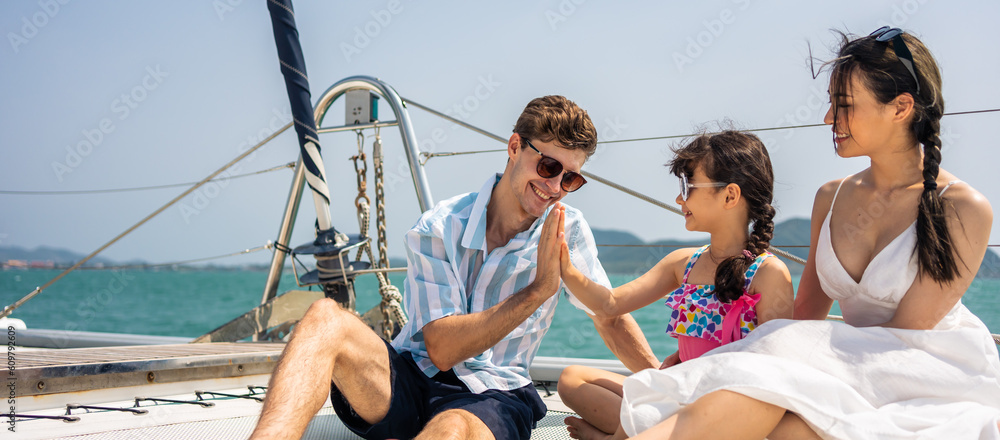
[720, 293, 761, 344]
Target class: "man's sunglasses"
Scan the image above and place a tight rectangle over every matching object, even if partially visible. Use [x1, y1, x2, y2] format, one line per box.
[679, 174, 727, 201]
[523, 138, 587, 192]
[869, 26, 920, 94]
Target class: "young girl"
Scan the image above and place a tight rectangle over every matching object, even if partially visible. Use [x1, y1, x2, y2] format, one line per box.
[616, 29, 1000, 440]
[554, 130, 794, 440]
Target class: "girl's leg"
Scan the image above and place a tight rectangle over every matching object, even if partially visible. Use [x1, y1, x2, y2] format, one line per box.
[629, 390, 785, 440]
[565, 420, 628, 440]
[558, 365, 627, 434]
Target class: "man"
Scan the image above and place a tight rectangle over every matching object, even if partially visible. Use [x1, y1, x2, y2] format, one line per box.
[250, 96, 657, 440]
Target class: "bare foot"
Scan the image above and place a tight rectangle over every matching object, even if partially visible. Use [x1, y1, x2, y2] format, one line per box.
[564, 416, 613, 440]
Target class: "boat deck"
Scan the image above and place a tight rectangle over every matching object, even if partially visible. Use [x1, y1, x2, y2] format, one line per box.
[11, 343, 582, 439]
[16, 387, 576, 439]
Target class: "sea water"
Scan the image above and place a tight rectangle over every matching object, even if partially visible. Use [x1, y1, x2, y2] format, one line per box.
[1, 270, 998, 360]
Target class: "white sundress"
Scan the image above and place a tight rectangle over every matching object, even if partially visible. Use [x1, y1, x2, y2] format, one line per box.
[620, 180, 1000, 439]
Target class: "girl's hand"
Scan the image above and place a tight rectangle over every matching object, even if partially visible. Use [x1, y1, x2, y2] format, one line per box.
[533, 204, 565, 299]
[659, 351, 680, 369]
[558, 219, 575, 278]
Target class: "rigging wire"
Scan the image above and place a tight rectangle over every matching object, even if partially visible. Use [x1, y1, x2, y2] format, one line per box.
[0, 122, 294, 319]
[416, 107, 1000, 162]
[0, 163, 295, 195]
[74, 243, 274, 270]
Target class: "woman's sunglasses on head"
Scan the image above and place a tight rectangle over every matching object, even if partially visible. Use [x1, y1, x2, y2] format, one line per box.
[869, 26, 921, 94]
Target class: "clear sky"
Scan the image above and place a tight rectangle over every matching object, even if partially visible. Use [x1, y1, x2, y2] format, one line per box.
[1, 1, 997, 268]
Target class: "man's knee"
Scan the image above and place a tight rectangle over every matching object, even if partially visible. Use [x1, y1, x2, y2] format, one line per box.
[294, 298, 353, 338]
[423, 410, 492, 440]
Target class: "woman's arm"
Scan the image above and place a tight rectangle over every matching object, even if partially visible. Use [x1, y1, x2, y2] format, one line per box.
[882, 182, 993, 330]
[794, 180, 840, 320]
[560, 239, 690, 317]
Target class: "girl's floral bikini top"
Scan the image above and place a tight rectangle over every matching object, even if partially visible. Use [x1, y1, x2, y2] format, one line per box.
[665, 245, 774, 345]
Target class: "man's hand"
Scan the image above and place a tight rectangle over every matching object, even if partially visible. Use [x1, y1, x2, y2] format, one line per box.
[533, 203, 565, 300]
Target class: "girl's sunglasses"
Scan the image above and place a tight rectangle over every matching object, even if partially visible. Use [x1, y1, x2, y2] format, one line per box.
[679, 174, 727, 201]
[523, 138, 587, 192]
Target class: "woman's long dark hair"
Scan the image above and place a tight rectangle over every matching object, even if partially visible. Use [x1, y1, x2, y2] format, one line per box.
[829, 30, 958, 283]
[668, 131, 775, 302]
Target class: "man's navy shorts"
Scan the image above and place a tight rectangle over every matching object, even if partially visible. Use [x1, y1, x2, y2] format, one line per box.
[329, 339, 546, 440]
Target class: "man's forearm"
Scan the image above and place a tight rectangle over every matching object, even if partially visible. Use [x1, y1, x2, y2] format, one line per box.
[592, 314, 658, 372]
[423, 283, 552, 371]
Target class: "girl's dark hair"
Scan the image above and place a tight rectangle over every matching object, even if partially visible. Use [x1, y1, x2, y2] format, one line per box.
[829, 30, 958, 283]
[668, 131, 775, 302]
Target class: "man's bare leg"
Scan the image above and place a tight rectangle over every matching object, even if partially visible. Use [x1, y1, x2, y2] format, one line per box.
[415, 409, 495, 440]
[250, 298, 393, 439]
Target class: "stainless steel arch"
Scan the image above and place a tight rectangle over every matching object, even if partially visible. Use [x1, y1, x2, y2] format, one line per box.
[259, 76, 433, 306]
[312, 75, 434, 211]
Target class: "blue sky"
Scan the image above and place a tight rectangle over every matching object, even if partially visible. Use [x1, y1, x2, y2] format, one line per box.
[1, 1, 998, 267]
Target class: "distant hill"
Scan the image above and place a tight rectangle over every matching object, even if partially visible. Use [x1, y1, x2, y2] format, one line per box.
[592, 218, 1000, 279]
[0, 245, 116, 266]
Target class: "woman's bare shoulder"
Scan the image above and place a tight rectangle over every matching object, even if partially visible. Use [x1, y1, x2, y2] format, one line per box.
[811, 177, 851, 218]
[939, 176, 994, 223]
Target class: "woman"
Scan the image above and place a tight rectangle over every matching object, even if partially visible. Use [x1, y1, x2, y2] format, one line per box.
[617, 28, 1000, 439]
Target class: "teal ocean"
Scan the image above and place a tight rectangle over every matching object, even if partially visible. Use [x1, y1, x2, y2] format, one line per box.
[2, 270, 998, 360]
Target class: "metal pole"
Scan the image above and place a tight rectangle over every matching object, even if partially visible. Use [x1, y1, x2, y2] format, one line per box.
[259, 160, 306, 306]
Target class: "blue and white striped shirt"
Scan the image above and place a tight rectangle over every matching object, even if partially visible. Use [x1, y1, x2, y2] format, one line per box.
[391, 174, 611, 393]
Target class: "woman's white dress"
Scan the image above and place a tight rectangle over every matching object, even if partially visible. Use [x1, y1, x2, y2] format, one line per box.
[620, 182, 1000, 439]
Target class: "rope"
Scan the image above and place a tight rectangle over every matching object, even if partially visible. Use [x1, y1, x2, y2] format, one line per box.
[345, 127, 407, 338]
[371, 127, 407, 336]
[272, 241, 293, 255]
[372, 129, 391, 271]
[0, 122, 293, 319]
[0, 163, 295, 195]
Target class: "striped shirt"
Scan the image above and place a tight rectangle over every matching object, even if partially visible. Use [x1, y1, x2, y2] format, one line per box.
[391, 174, 611, 393]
